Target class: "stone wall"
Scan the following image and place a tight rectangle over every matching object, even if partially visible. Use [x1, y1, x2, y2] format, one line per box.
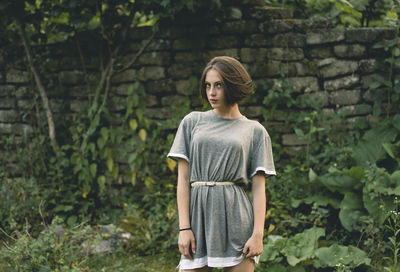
[0, 3, 397, 151]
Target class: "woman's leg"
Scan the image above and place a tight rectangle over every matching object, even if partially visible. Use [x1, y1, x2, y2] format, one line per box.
[180, 266, 213, 272]
[225, 257, 254, 272]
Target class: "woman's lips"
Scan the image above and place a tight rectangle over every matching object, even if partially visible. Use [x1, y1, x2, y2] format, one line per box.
[209, 99, 218, 103]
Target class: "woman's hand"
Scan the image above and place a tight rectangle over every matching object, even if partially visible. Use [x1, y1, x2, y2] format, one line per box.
[243, 233, 263, 258]
[178, 229, 196, 260]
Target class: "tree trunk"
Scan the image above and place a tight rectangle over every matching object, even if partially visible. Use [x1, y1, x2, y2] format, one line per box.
[17, 20, 59, 152]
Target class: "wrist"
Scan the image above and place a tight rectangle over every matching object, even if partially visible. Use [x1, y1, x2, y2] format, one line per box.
[179, 227, 192, 232]
[252, 231, 264, 238]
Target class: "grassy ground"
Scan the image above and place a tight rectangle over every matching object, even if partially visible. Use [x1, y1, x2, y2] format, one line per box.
[86, 251, 180, 272]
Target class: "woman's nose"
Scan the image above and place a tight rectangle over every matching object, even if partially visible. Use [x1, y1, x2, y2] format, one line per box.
[209, 85, 216, 95]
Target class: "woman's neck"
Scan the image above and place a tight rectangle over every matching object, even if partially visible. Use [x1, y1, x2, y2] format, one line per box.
[213, 103, 242, 119]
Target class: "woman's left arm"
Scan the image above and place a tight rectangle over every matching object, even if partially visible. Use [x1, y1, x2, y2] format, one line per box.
[243, 173, 266, 258]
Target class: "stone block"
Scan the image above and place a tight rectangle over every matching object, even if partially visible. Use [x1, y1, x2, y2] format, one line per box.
[361, 74, 380, 89]
[308, 47, 333, 59]
[174, 52, 202, 63]
[248, 61, 281, 78]
[241, 48, 268, 63]
[298, 91, 329, 107]
[59, 70, 83, 85]
[112, 69, 138, 83]
[301, 18, 334, 30]
[266, 121, 292, 133]
[251, 7, 293, 20]
[70, 86, 90, 98]
[363, 87, 386, 102]
[0, 85, 16, 97]
[6, 69, 29, 83]
[139, 66, 165, 81]
[293, 61, 316, 76]
[146, 79, 175, 94]
[15, 86, 29, 99]
[222, 20, 258, 34]
[109, 96, 126, 111]
[144, 107, 173, 120]
[329, 90, 361, 105]
[289, 77, 319, 93]
[242, 106, 263, 118]
[173, 38, 206, 51]
[334, 44, 366, 58]
[306, 28, 345, 45]
[17, 99, 31, 110]
[324, 75, 360, 91]
[0, 123, 31, 135]
[345, 28, 396, 43]
[145, 39, 172, 52]
[267, 48, 304, 61]
[161, 95, 187, 106]
[145, 95, 159, 107]
[337, 104, 372, 116]
[0, 123, 12, 134]
[168, 64, 193, 79]
[282, 134, 308, 146]
[176, 80, 191, 95]
[271, 33, 306, 47]
[70, 100, 89, 112]
[2, 92, 14, 108]
[127, 26, 153, 41]
[244, 34, 272, 47]
[359, 59, 377, 74]
[0, 110, 19, 122]
[261, 19, 299, 34]
[318, 59, 358, 78]
[205, 49, 239, 60]
[138, 51, 171, 66]
[207, 36, 240, 49]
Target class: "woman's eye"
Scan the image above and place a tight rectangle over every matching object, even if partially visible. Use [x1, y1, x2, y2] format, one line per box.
[205, 83, 211, 88]
[216, 83, 222, 88]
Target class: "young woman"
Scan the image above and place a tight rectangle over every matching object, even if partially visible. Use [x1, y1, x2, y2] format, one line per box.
[168, 56, 276, 272]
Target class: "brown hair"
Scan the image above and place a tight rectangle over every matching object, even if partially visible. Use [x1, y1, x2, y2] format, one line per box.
[199, 56, 254, 105]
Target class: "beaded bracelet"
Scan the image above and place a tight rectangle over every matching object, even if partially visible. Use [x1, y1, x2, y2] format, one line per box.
[179, 227, 192, 232]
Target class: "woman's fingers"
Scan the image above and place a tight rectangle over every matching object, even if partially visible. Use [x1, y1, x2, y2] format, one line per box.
[191, 235, 196, 254]
[178, 231, 195, 260]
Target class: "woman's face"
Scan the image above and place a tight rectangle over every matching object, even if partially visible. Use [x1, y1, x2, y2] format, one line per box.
[205, 69, 227, 109]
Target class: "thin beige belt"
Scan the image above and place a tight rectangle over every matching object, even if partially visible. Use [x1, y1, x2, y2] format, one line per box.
[191, 181, 235, 187]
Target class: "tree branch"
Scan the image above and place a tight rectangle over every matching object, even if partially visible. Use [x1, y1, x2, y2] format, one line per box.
[17, 20, 59, 152]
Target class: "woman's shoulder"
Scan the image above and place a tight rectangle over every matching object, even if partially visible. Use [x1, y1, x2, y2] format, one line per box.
[242, 118, 270, 136]
[180, 110, 209, 125]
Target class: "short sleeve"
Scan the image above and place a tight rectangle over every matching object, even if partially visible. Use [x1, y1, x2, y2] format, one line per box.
[167, 113, 195, 163]
[249, 125, 276, 178]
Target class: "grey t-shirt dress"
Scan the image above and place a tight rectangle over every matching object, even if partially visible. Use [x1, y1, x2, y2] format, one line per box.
[168, 110, 276, 269]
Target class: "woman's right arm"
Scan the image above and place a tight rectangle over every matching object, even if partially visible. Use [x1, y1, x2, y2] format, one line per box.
[177, 158, 196, 259]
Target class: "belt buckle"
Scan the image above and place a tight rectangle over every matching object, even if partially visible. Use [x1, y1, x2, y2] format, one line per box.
[207, 181, 216, 186]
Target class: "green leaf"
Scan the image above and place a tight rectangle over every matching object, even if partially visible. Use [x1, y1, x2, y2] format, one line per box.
[320, 173, 359, 193]
[98, 175, 106, 193]
[90, 163, 97, 177]
[281, 227, 325, 266]
[260, 235, 285, 262]
[294, 128, 304, 137]
[129, 119, 138, 131]
[339, 192, 365, 231]
[314, 244, 370, 268]
[309, 168, 317, 182]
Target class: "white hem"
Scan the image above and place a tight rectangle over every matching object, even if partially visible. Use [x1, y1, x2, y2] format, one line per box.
[167, 153, 189, 163]
[178, 254, 260, 269]
[250, 167, 276, 178]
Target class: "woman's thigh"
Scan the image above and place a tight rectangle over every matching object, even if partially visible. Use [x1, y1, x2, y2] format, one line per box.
[225, 257, 254, 272]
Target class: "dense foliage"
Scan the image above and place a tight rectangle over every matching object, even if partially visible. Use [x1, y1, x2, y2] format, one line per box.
[266, 0, 399, 27]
